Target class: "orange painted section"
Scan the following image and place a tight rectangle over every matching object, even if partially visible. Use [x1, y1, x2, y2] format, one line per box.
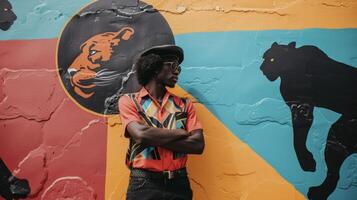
[105, 86, 306, 200]
[105, 115, 130, 200]
[146, 0, 357, 34]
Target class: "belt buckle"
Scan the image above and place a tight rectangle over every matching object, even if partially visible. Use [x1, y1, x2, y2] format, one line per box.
[163, 170, 174, 179]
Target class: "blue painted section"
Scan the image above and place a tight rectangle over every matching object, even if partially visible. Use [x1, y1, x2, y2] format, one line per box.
[176, 29, 357, 200]
[0, 0, 91, 40]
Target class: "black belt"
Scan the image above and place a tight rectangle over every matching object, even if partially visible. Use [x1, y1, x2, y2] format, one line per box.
[130, 168, 187, 180]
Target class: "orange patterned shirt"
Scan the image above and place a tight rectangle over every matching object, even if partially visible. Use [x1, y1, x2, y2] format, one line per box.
[118, 87, 202, 172]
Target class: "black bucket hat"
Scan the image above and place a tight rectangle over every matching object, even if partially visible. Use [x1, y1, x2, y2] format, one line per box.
[140, 44, 184, 64]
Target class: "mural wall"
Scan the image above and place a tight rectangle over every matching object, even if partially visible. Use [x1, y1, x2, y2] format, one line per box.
[1, 0, 356, 199]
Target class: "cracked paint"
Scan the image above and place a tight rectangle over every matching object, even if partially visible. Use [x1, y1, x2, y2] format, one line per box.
[1, 0, 357, 200]
[14, 152, 48, 198]
[41, 177, 96, 200]
[0, 37, 107, 199]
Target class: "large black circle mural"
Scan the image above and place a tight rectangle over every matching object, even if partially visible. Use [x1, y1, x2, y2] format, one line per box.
[57, 0, 175, 115]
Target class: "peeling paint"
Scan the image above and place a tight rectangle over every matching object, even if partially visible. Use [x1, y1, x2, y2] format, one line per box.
[1, 0, 357, 200]
[41, 176, 96, 200]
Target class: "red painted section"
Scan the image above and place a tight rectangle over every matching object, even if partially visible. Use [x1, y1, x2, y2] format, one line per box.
[0, 118, 44, 171]
[0, 38, 57, 69]
[0, 39, 107, 199]
[41, 177, 97, 199]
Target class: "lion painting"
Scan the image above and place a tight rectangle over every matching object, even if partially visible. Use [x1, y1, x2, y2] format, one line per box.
[67, 27, 134, 99]
[57, 0, 176, 115]
[260, 42, 357, 200]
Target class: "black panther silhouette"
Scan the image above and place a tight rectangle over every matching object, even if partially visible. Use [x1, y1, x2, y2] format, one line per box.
[260, 42, 357, 200]
[0, 0, 17, 31]
[0, 158, 30, 200]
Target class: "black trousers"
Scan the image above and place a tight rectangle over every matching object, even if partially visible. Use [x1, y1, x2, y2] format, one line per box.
[126, 175, 193, 200]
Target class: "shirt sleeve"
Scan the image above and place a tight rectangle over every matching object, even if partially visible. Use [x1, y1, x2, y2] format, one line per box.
[185, 99, 203, 133]
[118, 95, 143, 138]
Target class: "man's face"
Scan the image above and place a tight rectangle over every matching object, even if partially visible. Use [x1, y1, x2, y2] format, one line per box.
[155, 56, 181, 88]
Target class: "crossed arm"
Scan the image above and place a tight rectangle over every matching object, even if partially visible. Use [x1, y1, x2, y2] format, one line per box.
[126, 121, 205, 154]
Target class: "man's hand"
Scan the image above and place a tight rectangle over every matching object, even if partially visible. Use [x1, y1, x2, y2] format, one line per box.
[126, 121, 190, 146]
[162, 129, 204, 154]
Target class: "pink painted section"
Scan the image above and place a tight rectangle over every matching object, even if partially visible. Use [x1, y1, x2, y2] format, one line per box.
[0, 39, 57, 70]
[0, 39, 107, 199]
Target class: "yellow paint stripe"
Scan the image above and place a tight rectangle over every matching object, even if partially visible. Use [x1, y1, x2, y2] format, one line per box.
[105, 115, 129, 200]
[105, 85, 306, 200]
[146, 0, 357, 34]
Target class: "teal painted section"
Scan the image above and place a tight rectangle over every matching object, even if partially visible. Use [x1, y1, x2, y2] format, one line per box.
[0, 0, 91, 40]
[176, 29, 357, 200]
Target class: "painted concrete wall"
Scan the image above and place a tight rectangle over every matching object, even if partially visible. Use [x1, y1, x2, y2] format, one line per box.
[1, 0, 357, 199]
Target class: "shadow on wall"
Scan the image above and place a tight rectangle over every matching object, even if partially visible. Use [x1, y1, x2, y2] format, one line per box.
[0, 158, 30, 200]
[260, 42, 357, 200]
[0, 0, 16, 31]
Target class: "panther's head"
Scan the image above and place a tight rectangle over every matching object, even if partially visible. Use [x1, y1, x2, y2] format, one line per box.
[0, 0, 17, 31]
[67, 27, 134, 98]
[260, 42, 296, 81]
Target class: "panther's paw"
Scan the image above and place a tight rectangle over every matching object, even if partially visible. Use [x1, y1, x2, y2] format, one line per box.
[308, 186, 328, 200]
[299, 152, 316, 172]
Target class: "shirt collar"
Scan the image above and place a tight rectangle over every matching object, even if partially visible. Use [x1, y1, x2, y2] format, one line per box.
[138, 86, 175, 106]
[138, 86, 149, 98]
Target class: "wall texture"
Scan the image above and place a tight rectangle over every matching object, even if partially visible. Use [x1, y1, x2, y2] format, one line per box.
[1, 0, 357, 200]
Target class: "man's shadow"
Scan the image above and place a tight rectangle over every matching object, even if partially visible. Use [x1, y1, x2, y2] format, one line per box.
[0, 0, 17, 31]
[260, 42, 357, 200]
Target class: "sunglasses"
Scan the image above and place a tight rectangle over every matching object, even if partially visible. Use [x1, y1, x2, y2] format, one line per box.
[163, 61, 181, 73]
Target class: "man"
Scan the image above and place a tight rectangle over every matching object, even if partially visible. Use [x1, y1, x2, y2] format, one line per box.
[118, 44, 205, 200]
